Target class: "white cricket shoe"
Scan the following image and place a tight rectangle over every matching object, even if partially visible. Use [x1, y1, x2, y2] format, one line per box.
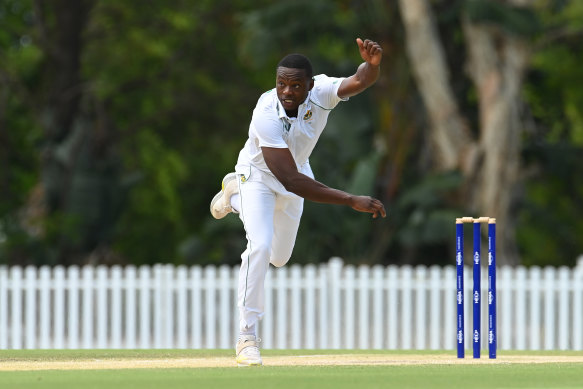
[210, 173, 239, 219]
[235, 335, 263, 367]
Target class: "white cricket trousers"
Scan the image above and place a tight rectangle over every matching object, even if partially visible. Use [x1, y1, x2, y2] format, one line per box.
[235, 164, 312, 332]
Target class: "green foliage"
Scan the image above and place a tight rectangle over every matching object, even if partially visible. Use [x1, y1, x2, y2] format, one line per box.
[465, 0, 542, 37]
[1, 0, 582, 267]
[517, 0, 583, 267]
[114, 129, 188, 264]
[237, 1, 341, 68]
[80, 0, 269, 264]
[396, 173, 462, 245]
[518, 144, 583, 267]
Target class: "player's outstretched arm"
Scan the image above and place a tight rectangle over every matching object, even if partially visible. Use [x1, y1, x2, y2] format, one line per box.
[337, 38, 382, 99]
[262, 147, 386, 218]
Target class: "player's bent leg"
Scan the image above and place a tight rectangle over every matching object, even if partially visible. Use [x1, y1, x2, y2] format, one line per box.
[270, 196, 303, 268]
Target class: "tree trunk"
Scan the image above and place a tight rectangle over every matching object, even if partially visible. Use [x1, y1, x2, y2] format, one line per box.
[397, 0, 473, 172]
[463, 17, 530, 265]
[398, 0, 531, 265]
[23, 0, 123, 265]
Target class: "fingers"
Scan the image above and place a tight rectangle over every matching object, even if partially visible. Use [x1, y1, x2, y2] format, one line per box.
[374, 201, 386, 218]
[350, 195, 386, 218]
[357, 38, 381, 54]
[365, 40, 382, 57]
[356, 38, 383, 66]
[366, 198, 387, 218]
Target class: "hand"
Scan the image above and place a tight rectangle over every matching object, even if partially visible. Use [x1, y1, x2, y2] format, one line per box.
[356, 38, 382, 66]
[350, 195, 387, 219]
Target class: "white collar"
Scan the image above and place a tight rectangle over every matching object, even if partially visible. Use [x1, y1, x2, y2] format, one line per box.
[275, 91, 312, 120]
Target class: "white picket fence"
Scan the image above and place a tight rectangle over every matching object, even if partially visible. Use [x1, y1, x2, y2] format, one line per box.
[1, 257, 582, 351]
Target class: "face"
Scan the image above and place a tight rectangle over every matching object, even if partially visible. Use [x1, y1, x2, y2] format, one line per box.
[276, 67, 314, 115]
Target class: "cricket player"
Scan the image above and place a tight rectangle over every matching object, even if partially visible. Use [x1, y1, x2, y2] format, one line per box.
[211, 38, 386, 366]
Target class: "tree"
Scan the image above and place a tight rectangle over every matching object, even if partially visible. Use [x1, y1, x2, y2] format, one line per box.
[398, 0, 538, 265]
[0, 0, 268, 265]
[517, 0, 583, 266]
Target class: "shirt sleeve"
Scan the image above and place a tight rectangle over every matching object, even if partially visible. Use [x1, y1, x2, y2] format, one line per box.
[311, 74, 347, 110]
[252, 109, 288, 149]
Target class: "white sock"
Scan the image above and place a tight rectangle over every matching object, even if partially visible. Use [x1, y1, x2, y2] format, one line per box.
[230, 193, 241, 213]
[239, 324, 256, 339]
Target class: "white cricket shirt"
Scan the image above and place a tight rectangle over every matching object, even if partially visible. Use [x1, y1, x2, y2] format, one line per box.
[235, 74, 347, 180]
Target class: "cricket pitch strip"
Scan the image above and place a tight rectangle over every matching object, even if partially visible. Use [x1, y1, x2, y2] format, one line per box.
[1, 354, 583, 371]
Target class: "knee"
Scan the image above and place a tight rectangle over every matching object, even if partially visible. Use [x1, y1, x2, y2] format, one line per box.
[251, 240, 271, 260]
[270, 257, 291, 268]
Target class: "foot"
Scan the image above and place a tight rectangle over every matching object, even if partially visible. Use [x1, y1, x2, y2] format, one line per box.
[210, 173, 239, 219]
[235, 335, 262, 367]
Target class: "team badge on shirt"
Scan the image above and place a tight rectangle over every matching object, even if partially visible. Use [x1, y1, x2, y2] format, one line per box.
[303, 110, 312, 120]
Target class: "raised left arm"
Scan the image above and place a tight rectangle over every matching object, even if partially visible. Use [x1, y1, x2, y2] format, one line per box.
[337, 38, 382, 99]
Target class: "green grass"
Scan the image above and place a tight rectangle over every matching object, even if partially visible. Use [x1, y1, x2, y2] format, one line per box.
[1, 350, 582, 389]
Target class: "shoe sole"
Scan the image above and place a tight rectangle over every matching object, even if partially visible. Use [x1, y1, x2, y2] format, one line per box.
[210, 173, 238, 219]
[236, 359, 263, 367]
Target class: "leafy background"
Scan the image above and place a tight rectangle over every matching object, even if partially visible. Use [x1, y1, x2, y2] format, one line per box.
[0, 0, 582, 268]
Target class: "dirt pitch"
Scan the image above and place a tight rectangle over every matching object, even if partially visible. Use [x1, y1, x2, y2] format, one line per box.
[2, 354, 583, 371]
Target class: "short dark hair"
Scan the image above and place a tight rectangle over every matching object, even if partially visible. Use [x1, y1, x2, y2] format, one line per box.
[277, 54, 313, 79]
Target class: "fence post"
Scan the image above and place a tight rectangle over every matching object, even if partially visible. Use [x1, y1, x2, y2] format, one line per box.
[139, 265, 151, 349]
[401, 266, 413, 349]
[304, 264, 317, 349]
[176, 265, 188, 349]
[543, 267, 556, 350]
[329, 257, 343, 349]
[96, 266, 108, 349]
[387, 265, 398, 349]
[39, 266, 51, 349]
[415, 266, 427, 350]
[574, 256, 583, 350]
[25, 266, 37, 349]
[290, 265, 302, 349]
[429, 266, 441, 350]
[318, 263, 328, 349]
[0, 266, 7, 349]
[358, 265, 370, 349]
[500, 266, 513, 350]
[10, 267, 22, 349]
[276, 266, 288, 349]
[263, 267, 274, 348]
[204, 265, 217, 348]
[82, 266, 94, 349]
[190, 266, 202, 349]
[515, 267, 527, 350]
[219, 265, 231, 349]
[529, 266, 542, 350]
[68, 266, 80, 349]
[125, 266, 137, 349]
[558, 267, 570, 350]
[111, 265, 123, 349]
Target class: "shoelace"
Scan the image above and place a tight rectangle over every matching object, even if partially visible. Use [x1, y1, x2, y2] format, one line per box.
[241, 344, 261, 359]
[239, 337, 261, 357]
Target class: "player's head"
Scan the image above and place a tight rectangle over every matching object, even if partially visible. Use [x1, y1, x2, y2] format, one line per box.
[277, 54, 313, 79]
[275, 54, 314, 116]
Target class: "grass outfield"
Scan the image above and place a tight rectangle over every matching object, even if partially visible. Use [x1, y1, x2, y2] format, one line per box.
[1, 349, 582, 389]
